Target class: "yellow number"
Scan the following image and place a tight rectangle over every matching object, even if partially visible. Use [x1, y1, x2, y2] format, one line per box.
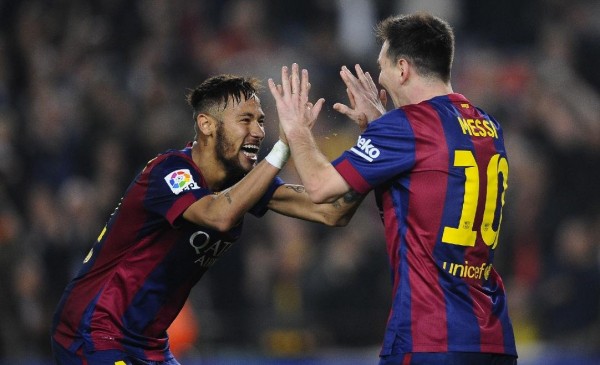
[115, 361, 127, 365]
[481, 154, 509, 249]
[441, 151, 479, 246]
[442, 150, 508, 249]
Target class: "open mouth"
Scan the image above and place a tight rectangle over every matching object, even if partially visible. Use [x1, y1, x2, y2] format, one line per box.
[241, 144, 260, 161]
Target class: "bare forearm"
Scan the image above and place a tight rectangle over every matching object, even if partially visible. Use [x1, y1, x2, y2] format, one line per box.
[287, 128, 325, 196]
[268, 184, 365, 226]
[214, 160, 279, 214]
[286, 126, 348, 203]
[184, 160, 280, 230]
[268, 63, 349, 202]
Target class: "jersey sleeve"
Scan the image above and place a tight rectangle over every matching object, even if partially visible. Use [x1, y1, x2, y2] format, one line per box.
[144, 154, 211, 227]
[248, 176, 285, 217]
[332, 110, 416, 194]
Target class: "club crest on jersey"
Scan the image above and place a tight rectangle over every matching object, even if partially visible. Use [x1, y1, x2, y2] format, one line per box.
[164, 169, 200, 195]
[351, 136, 381, 162]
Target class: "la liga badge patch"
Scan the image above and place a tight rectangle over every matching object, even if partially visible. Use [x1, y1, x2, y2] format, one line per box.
[164, 169, 200, 195]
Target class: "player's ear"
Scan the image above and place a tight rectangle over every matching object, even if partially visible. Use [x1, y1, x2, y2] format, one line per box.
[396, 58, 409, 83]
[196, 114, 215, 136]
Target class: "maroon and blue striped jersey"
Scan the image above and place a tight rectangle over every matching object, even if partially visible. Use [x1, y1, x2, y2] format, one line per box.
[51, 145, 282, 361]
[333, 94, 516, 356]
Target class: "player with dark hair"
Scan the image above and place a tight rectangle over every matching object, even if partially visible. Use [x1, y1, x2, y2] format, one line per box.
[50, 74, 360, 365]
[269, 12, 517, 365]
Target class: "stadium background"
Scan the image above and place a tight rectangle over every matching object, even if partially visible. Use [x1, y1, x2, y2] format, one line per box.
[0, 0, 598, 364]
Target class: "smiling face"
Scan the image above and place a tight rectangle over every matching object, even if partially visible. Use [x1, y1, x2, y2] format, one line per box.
[212, 95, 265, 179]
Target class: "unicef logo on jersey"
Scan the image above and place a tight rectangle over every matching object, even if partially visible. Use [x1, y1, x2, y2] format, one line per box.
[164, 169, 200, 195]
[351, 136, 381, 162]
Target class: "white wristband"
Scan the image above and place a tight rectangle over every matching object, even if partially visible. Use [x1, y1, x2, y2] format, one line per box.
[265, 140, 290, 169]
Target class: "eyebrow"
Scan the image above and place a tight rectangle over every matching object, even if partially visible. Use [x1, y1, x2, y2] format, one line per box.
[238, 112, 265, 120]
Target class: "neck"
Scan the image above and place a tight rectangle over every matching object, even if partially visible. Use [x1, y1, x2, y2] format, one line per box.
[393, 77, 454, 107]
[191, 141, 228, 191]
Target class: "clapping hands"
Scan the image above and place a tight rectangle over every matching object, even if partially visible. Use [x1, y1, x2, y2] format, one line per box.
[333, 64, 387, 131]
[268, 63, 325, 143]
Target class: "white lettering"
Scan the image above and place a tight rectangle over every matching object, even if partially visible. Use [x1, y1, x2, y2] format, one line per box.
[189, 230, 234, 267]
[351, 136, 381, 162]
[189, 231, 211, 254]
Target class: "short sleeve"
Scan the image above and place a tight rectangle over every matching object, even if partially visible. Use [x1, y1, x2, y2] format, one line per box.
[143, 154, 210, 226]
[332, 109, 416, 194]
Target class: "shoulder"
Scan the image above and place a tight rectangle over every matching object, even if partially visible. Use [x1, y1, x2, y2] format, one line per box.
[139, 147, 206, 188]
[143, 148, 196, 175]
[364, 108, 414, 139]
[375, 108, 408, 125]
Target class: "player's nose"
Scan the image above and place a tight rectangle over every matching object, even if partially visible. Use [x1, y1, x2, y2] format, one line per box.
[250, 120, 265, 139]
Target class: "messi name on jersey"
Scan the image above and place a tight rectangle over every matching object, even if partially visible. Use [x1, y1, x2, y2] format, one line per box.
[457, 117, 499, 139]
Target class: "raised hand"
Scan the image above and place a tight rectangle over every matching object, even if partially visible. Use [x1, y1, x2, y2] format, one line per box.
[333, 64, 387, 131]
[268, 63, 325, 140]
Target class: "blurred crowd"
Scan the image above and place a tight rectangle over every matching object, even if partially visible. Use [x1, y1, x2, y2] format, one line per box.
[0, 0, 599, 362]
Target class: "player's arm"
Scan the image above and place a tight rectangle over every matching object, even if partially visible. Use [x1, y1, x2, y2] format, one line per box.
[284, 126, 352, 203]
[268, 63, 358, 203]
[182, 157, 282, 232]
[267, 184, 365, 226]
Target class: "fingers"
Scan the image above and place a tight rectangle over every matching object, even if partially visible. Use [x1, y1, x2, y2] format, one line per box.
[274, 63, 308, 101]
[301, 68, 310, 99]
[267, 78, 282, 102]
[341, 64, 379, 97]
[379, 89, 388, 108]
[340, 65, 361, 92]
[346, 88, 357, 109]
[354, 64, 378, 96]
[311, 98, 325, 118]
[333, 102, 350, 115]
[281, 65, 292, 98]
[354, 64, 371, 92]
[291, 63, 300, 96]
[304, 98, 325, 129]
[333, 102, 358, 119]
[364, 71, 379, 95]
[294, 65, 313, 106]
[270, 64, 324, 127]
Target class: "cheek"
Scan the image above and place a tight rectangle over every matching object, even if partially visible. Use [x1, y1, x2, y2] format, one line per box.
[378, 72, 387, 88]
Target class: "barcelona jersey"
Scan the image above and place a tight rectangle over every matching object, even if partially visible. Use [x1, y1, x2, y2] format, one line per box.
[333, 94, 517, 356]
[51, 145, 282, 361]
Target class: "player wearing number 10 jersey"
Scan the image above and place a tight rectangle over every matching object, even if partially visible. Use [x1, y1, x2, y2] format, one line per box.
[270, 12, 517, 365]
[332, 92, 516, 358]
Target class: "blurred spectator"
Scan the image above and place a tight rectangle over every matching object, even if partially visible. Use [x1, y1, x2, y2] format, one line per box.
[0, 197, 22, 359]
[533, 217, 600, 353]
[302, 205, 390, 348]
[0, 0, 599, 362]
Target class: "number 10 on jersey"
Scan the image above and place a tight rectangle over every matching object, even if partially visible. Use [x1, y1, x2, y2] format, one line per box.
[442, 150, 508, 249]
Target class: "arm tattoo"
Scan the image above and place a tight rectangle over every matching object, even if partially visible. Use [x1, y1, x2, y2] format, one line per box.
[331, 190, 360, 209]
[224, 191, 232, 204]
[285, 185, 306, 194]
[343, 190, 361, 203]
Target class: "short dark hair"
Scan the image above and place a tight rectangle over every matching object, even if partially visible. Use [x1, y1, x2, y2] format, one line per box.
[186, 74, 262, 122]
[376, 12, 454, 83]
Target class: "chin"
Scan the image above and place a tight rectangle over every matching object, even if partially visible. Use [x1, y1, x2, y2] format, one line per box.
[239, 155, 257, 170]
